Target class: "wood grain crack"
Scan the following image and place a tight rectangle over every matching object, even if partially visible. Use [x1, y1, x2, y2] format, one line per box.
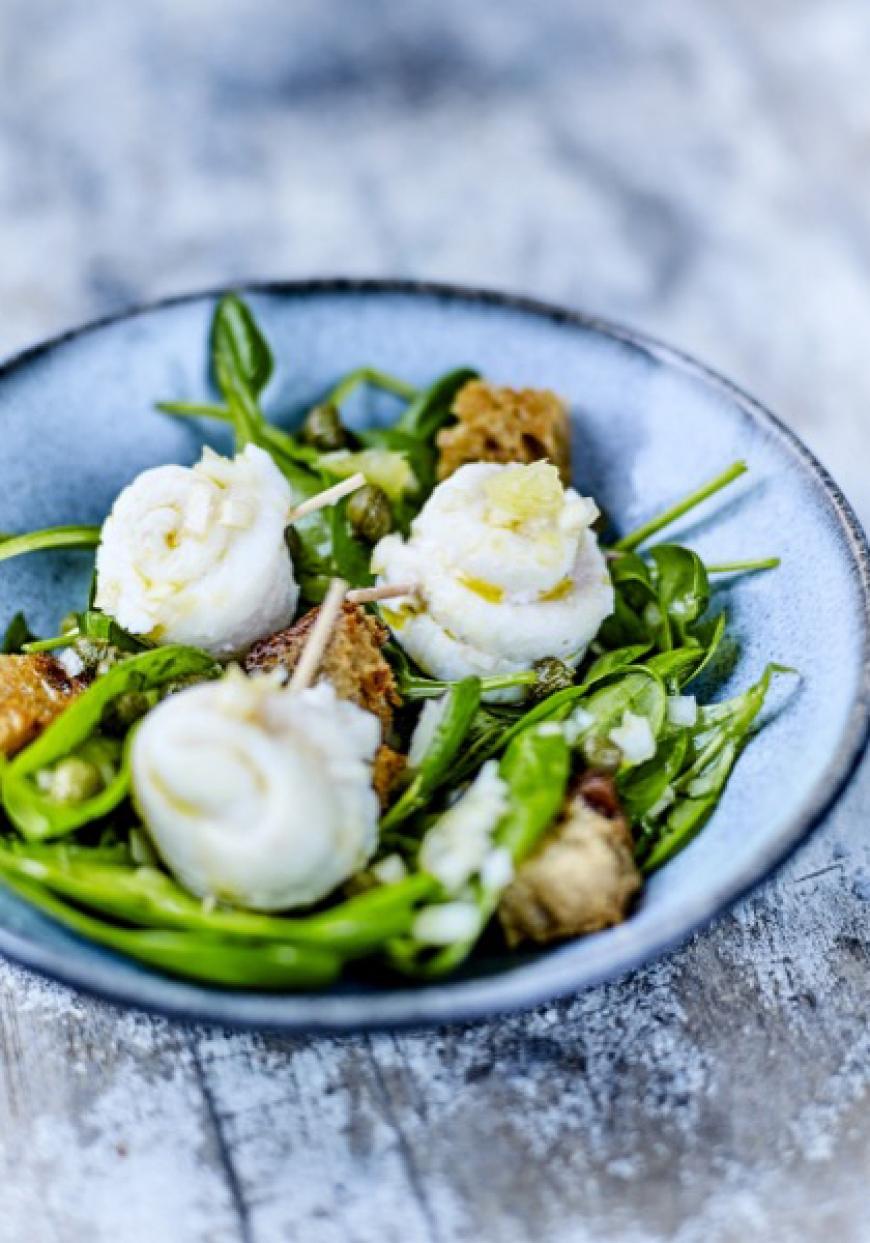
[365, 1035, 442, 1243]
[190, 1033, 255, 1243]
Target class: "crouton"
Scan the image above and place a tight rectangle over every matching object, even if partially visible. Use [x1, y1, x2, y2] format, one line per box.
[0, 654, 85, 758]
[243, 602, 400, 736]
[497, 771, 641, 946]
[436, 380, 571, 483]
[372, 744, 407, 809]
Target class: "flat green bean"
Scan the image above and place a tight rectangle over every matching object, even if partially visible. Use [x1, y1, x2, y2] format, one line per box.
[0, 870, 340, 988]
[2, 646, 218, 840]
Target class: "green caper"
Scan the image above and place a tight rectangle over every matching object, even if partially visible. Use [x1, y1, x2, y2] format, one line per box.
[529, 656, 575, 703]
[102, 689, 153, 734]
[347, 483, 393, 544]
[48, 756, 105, 804]
[300, 402, 349, 451]
[59, 612, 79, 635]
[581, 734, 623, 774]
[284, 524, 303, 561]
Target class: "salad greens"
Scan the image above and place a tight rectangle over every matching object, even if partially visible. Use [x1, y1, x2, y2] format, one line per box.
[0, 292, 791, 989]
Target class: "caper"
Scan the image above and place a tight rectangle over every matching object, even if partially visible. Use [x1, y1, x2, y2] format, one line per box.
[300, 402, 349, 451]
[59, 612, 79, 635]
[529, 656, 575, 703]
[284, 524, 304, 560]
[48, 756, 104, 804]
[581, 734, 623, 774]
[347, 483, 393, 544]
[102, 689, 152, 734]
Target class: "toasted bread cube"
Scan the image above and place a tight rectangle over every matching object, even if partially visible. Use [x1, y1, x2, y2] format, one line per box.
[436, 380, 571, 483]
[243, 602, 400, 736]
[0, 654, 85, 758]
[498, 771, 641, 946]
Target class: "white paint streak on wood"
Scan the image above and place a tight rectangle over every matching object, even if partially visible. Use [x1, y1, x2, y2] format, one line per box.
[0, 974, 242, 1243]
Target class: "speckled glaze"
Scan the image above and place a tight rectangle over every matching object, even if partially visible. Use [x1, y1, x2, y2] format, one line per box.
[0, 280, 867, 1031]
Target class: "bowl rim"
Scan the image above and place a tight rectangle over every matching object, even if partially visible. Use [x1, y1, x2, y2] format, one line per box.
[1, 276, 868, 1032]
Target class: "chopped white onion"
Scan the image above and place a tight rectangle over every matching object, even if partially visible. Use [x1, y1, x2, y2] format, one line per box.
[412, 901, 481, 946]
[609, 711, 656, 765]
[480, 847, 514, 893]
[408, 696, 447, 768]
[419, 761, 508, 893]
[371, 854, 408, 885]
[563, 706, 595, 747]
[667, 694, 698, 728]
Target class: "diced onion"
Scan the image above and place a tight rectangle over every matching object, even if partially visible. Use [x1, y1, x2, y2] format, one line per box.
[609, 711, 656, 765]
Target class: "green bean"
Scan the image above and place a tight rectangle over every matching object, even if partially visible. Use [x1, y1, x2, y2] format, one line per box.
[2, 646, 218, 840]
[0, 850, 438, 954]
[0, 870, 340, 989]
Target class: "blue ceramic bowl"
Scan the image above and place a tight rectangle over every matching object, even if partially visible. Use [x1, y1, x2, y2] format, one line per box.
[0, 281, 867, 1030]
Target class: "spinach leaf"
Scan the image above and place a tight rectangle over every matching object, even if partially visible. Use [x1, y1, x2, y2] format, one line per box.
[394, 367, 477, 443]
[492, 725, 572, 863]
[641, 742, 737, 872]
[619, 731, 689, 823]
[682, 611, 727, 686]
[210, 293, 273, 401]
[644, 646, 704, 685]
[584, 643, 652, 686]
[650, 545, 710, 647]
[575, 668, 668, 742]
[2, 612, 35, 654]
[639, 664, 791, 871]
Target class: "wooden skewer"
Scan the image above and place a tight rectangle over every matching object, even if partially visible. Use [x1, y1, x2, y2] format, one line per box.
[345, 583, 417, 605]
[288, 473, 366, 523]
[289, 577, 348, 694]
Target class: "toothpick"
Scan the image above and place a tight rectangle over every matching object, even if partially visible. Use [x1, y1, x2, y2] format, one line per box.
[288, 473, 366, 523]
[346, 583, 417, 605]
[289, 578, 348, 694]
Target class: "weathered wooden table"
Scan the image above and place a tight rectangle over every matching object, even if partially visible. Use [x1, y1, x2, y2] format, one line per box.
[0, 2, 867, 1239]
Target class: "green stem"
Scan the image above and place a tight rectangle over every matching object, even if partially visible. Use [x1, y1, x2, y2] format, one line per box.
[615, 461, 748, 552]
[706, 558, 780, 574]
[155, 400, 231, 420]
[22, 631, 80, 654]
[0, 526, 101, 564]
[325, 367, 417, 407]
[400, 669, 536, 701]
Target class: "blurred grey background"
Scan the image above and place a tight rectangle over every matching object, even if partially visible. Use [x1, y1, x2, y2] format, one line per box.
[1, 4, 869, 1243]
[3, 0, 869, 525]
